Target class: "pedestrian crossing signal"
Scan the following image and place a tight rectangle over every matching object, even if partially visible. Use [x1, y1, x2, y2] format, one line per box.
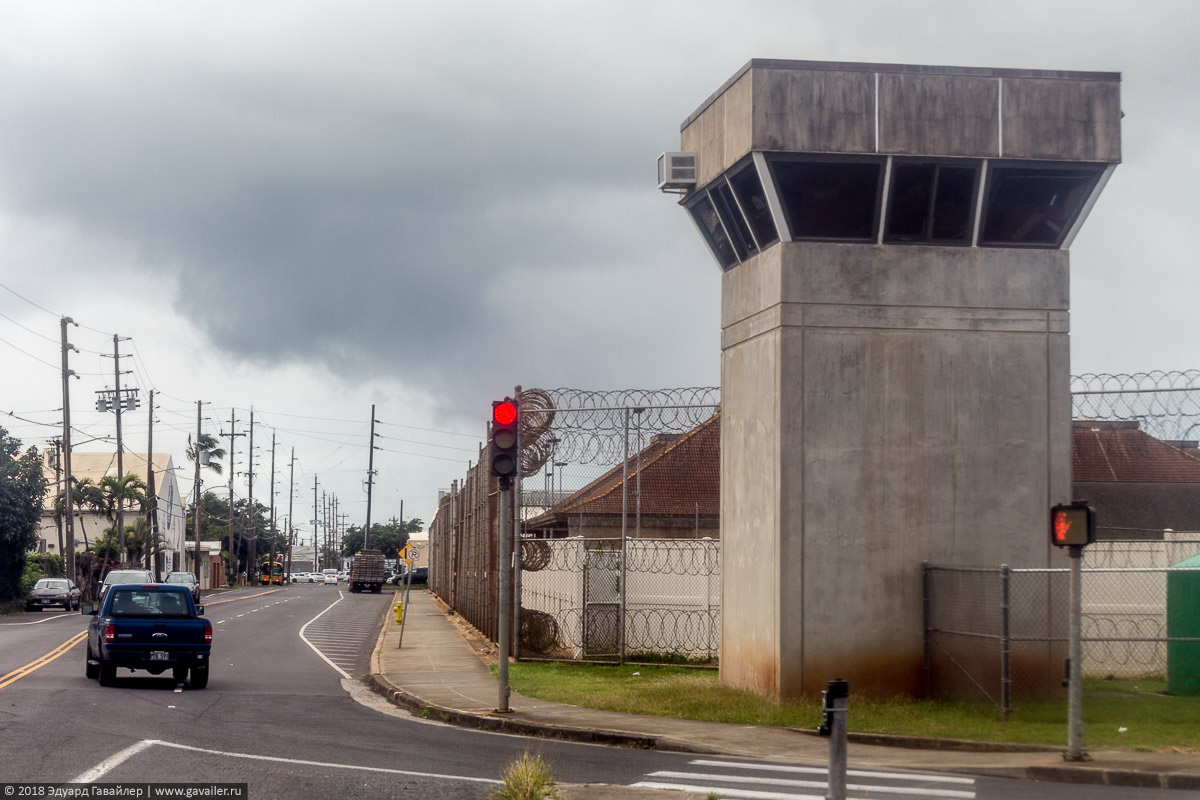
[1051, 502, 1094, 547]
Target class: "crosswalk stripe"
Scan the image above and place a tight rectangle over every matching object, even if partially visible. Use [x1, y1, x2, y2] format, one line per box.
[644, 771, 974, 798]
[634, 782, 821, 800]
[688, 759, 976, 785]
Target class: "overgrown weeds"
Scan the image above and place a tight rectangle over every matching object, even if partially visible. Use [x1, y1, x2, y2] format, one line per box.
[489, 752, 558, 800]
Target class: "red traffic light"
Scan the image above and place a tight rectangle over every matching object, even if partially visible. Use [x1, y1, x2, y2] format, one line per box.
[493, 401, 517, 426]
[491, 398, 519, 479]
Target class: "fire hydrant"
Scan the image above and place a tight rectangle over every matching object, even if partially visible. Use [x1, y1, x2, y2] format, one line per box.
[394, 600, 404, 625]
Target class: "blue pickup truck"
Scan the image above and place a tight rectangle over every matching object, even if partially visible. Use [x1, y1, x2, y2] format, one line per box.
[83, 583, 213, 689]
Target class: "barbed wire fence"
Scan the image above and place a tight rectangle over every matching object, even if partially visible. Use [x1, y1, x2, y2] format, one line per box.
[515, 387, 721, 663]
[1072, 370, 1200, 441]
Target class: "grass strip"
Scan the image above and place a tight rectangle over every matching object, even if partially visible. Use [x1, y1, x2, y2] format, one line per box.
[503, 662, 1200, 752]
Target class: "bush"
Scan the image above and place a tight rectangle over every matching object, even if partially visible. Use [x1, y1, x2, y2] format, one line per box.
[19, 561, 44, 599]
[489, 753, 558, 800]
[26, 553, 64, 578]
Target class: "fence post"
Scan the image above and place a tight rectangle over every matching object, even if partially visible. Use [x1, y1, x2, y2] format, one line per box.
[1000, 563, 1011, 722]
[922, 561, 931, 697]
[619, 407, 629, 664]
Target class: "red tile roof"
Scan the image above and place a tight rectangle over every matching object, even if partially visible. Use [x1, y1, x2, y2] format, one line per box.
[539, 413, 720, 520]
[1073, 421, 1200, 482]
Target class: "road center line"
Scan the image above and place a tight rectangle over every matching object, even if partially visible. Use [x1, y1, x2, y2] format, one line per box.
[0, 630, 87, 690]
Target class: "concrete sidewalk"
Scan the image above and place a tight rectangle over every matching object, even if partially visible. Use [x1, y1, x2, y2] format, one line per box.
[368, 589, 1200, 795]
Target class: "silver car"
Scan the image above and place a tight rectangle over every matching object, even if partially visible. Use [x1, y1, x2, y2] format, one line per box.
[27, 578, 81, 611]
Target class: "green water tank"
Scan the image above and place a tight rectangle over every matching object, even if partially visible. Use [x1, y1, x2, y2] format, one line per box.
[1167, 553, 1200, 696]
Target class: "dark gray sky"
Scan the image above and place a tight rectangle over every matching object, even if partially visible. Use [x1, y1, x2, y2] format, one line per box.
[2, 0, 1198, 528]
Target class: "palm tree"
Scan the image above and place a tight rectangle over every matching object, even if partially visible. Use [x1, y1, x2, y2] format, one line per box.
[188, 433, 226, 581]
[65, 477, 107, 552]
[98, 474, 148, 564]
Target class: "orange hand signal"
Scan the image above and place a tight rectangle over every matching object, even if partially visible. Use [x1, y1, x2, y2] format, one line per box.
[1054, 511, 1071, 541]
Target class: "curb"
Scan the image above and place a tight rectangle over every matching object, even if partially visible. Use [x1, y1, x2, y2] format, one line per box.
[365, 671, 705, 752]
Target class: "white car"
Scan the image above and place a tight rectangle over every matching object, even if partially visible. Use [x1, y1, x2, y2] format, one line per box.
[323, 572, 338, 585]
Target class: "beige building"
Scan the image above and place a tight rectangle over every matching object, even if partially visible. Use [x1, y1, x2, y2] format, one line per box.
[38, 451, 187, 575]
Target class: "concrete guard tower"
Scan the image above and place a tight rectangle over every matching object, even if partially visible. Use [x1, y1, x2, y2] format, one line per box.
[663, 60, 1120, 699]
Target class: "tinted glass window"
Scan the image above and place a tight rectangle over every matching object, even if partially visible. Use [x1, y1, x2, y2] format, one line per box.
[771, 159, 882, 240]
[981, 166, 1100, 247]
[885, 163, 977, 244]
[710, 180, 756, 260]
[728, 164, 779, 249]
[109, 589, 189, 616]
[688, 195, 738, 270]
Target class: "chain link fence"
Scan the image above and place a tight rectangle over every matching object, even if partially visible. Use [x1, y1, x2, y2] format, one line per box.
[926, 539, 1200, 716]
[428, 387, 721, 663]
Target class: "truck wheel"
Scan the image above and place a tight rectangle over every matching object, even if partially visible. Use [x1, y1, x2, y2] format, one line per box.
[191, 665, 209, 689]
[173, 665, 189, 681]
[372, 585, 381, 593]
[98, 658, 116, 686]
[85, 647, 99, 680]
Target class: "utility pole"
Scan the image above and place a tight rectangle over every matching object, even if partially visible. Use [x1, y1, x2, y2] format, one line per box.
[51, 438, 64, 556]
[60, 317, 78, 582]
[268, 432, 277, 584]
[193, 400, 202, 582]
[364, 404, 377, 550]
[285, 448, 295, 579]
[222, 410, 244, 586]
[146, 389, 158, 577]
[313, 476, 319, 571]
[247, 409, 256, 583]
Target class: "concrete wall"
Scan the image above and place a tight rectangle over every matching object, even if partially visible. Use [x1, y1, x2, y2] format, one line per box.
[721, 242, 1074, 698]
[681, 60, 1121, 180]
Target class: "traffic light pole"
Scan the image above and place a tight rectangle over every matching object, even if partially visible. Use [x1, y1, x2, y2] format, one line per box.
[1066, 544, 1087, 761]
[497, 475, 513, 713]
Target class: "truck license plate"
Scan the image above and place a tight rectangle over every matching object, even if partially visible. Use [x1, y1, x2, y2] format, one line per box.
[150, 651, 169, 661]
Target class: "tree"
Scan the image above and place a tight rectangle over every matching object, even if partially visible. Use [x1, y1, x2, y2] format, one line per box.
[0, 428, 48, 603]
[98, 474, 147, 562]
[341, 520, 410, 560]
[187, 433, 225, 580]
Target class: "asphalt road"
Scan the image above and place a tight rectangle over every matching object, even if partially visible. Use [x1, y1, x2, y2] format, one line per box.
[0, 584, 1186, 800]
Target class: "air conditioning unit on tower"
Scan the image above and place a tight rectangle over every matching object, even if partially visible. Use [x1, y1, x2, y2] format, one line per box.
[657, 152, 697, 192]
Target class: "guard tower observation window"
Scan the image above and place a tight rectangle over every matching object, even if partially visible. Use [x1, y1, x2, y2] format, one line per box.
[884, 161, 979, 245]
[980, 164, 1103, 248]
[683, 155, 1105, 270]
[727, 163, 779, 250]
[769, 156, 883, 241]
[687, 194, 738, 270]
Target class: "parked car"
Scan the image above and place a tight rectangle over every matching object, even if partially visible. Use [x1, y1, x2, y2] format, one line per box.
[164, 571, 201, 603]
[99, 569, 155, 601]
[26, 577, 81, 611]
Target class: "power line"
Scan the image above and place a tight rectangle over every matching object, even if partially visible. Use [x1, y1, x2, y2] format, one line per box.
[0, 334, 59, 370]
[0, 280, 58, 317]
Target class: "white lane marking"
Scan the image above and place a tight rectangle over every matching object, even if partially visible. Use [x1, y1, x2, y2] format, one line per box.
[0, 612, 81, 626]
[641, 771, 975, 798]
[236, 614, 245, 618]
[298, 594, 350, 679]
[71, 739, 158, 783]
[150, 739, 501, 784]
[688, 759, 977, 784]
[216, 620, 226, 624]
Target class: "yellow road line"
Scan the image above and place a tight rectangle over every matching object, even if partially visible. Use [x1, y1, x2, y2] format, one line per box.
[203, 587, 286, 606]
[0, 630, 87, 690]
